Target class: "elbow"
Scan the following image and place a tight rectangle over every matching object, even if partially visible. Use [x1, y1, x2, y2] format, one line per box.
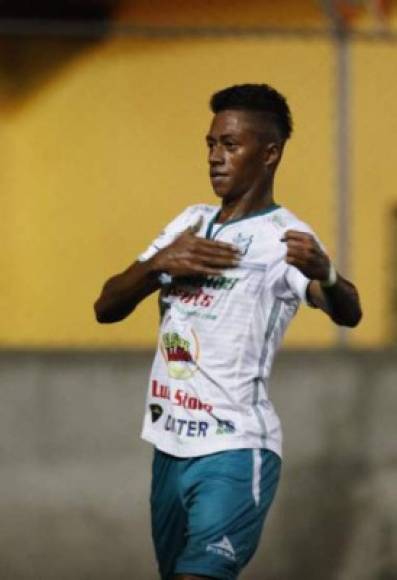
[94, 296, 117, 324]
[347, 301, 363, 328]
[94, 280, 119, 323]
[94, 299, 112, 324]
[342, 316, 361, 329]
[94, 297, 135, 324]
[347, 307, 363, 328]
[94, 307, 120, 324]
[333, 307, 363, 328]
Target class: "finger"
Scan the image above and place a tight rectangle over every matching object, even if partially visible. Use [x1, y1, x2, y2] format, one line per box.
[281, 230, 313, 243]
[194, 238, 240, 254]
[285, 257, 308, 271]
[197, 254, 240, 268]
[285, 242, 321, 259]
[285, 240, 308, 251]
[285, 254, 305, 265]
[285, 248, 311, 261]
[193, 247, 241, 264]
[186, 247, 239, 265]
[285, 252, 305, 264]
[187, 263, 224, 277]
[177, 248, 239, 269]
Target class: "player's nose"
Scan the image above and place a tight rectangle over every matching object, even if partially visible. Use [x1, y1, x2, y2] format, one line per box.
[208, 144, 225, 165]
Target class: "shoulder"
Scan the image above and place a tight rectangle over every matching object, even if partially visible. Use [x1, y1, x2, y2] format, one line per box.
[188, 203, 218, 214]
[173, 203, 217, 221]
[160, 204, 218, 234]
[267, 206, 315, 237]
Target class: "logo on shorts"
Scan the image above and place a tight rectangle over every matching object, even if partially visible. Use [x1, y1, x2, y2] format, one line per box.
[206, 536, 236, 561]
[150, 404, 163, 423]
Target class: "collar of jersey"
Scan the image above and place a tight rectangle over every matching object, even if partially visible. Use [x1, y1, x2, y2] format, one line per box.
[205, 203, 281, 240]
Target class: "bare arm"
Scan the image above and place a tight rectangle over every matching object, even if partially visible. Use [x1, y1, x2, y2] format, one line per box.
[94, 226, 240, 323]
[282, 230, 362, 327]
[94, 259, 161, 323]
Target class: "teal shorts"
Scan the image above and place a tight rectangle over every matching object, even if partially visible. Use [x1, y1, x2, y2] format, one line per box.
[150, 448, 281, 580]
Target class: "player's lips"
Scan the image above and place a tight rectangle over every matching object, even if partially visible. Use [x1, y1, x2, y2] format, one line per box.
[210, 172, 229, 180]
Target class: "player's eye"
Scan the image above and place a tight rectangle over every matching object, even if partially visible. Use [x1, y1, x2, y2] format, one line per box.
[225, 142, 238, 150]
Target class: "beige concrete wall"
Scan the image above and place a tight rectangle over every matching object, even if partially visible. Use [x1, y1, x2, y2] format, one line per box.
[0, 350, 396, 579]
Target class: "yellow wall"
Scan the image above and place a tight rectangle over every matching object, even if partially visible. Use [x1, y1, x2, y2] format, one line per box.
[0, 35, 337, 348]
[1, 1, 396, 348]
[351, 39, 397, 346]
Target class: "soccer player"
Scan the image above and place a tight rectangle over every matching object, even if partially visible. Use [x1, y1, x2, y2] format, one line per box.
[94, 84, 362, 580]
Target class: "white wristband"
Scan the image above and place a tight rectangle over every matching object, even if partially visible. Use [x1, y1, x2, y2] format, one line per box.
[320, 262, 337, 288]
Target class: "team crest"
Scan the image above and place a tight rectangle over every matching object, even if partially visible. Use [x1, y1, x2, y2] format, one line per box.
[232, 232, 253, 256]
[160, 328, 200, 380]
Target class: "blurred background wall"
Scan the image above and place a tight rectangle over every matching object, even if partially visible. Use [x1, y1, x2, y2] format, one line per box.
[1, 1, 396, 579]
[0, 0, 396, 348]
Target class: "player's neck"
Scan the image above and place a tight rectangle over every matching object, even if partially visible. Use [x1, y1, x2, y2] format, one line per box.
[218, 188, 275, 224]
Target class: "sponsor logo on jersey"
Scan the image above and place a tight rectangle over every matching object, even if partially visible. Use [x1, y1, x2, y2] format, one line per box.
[160, 330, 200, 380]
[162, 275, 239, 318]
[167, 286, 214, 308]
[162, 332, 192, 362]
[232, 232, 253, 256]
[174, 388, 213, 412]
[216, 419, 236, 434]
[152, 380, 171, 400]
[149, 404, 163, 423]
[164, 415, 208, 437]
[151, 380, 213, 412]
[206, 536, 236, 561]
[174, 275, 239, 291]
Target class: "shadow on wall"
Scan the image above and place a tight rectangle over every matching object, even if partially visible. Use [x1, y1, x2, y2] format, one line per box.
[0, 38, 94, 110]
[0, 0, 122, 111]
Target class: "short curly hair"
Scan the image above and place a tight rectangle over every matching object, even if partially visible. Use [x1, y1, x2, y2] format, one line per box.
[210, 83, 293, 142]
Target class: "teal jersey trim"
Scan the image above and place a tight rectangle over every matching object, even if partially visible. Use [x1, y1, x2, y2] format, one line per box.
[205, 203, 281, 240]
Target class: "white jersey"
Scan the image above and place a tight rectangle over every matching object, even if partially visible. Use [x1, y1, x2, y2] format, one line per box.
[139, 203, 316, 458]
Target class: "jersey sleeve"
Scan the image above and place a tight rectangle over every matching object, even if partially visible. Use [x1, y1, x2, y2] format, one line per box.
[274, 263, 311, 304]
[284, 266, 311, 303]
[137, 206, 200, 263]
[273, 222, 325, 305]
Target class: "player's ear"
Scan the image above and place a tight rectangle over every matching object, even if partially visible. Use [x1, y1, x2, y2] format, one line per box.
[264, 142, 282, 167]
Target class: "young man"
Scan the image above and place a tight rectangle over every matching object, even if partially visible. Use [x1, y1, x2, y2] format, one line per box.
[94, 84, 362, 580]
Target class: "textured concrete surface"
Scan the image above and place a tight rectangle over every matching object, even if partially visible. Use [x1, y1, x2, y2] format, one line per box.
[0, 350, 396, 580]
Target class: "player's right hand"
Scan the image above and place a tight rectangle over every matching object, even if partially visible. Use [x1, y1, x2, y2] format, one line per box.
[150, 218, 240, 278]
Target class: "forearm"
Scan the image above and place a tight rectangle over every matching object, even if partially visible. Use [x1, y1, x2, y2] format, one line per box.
[94, 258, 161, 323]
[312, 275, 362, 327]
[94, 227, 240, 323]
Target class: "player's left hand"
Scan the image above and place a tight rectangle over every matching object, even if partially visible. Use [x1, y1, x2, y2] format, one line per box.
[281, 230, 330, 281]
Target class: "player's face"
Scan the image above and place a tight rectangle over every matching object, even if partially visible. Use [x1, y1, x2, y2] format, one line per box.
[206, 110, 269, 201]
